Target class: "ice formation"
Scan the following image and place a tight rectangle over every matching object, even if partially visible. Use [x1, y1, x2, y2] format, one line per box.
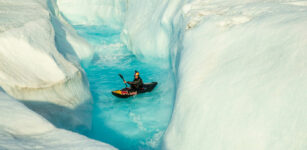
[0, 0, 117, 149]
[0, 0, 94, 131]
[57, 0, 126, 29]
[0, 90, 115, 150]
[163, 1, 307, 150]
[0, 0, 306, 149]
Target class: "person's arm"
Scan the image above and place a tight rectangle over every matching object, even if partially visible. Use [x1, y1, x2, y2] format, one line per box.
[127, 81, 136, 85]
[127, 79, 140, 85]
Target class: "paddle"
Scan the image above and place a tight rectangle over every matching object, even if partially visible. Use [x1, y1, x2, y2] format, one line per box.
[119, 74, 128, 87]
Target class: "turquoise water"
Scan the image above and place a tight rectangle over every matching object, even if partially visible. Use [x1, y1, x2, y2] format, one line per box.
[74, 25, 175, 150]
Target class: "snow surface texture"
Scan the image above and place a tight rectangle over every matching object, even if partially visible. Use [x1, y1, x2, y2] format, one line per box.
[0, 0, 93, 132]
[58, 0, 307, 149]
[164, 0, 307, 150]
[0, 90, 116, 150]
[120, 0, 185, 60]
[0, 0, 117, 149]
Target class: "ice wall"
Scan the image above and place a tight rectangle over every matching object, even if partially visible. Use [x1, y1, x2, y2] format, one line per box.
[120, 0, 186, 60]
[48, 0, 93, 61]
[163, 0, 307, 149]
[0, 90, 116, 150]
[57, 0, 126, 29]
[0, 0, 92, 131]
[57, 0, 185, 61]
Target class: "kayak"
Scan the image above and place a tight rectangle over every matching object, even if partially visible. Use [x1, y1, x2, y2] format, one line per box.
[112, 82, 158, 98]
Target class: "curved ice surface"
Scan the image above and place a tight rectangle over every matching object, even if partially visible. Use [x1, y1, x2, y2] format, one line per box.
[0, 90, 115, 150]
[0, 0, 120, 149]
[164, 1, 307, 150]
[0, 0, 94, 133]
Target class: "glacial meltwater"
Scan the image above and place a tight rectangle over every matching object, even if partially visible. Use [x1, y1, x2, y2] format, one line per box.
[74, 25, 175, 150]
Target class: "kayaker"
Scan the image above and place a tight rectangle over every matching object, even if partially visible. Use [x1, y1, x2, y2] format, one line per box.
[124, 71, 143, 92]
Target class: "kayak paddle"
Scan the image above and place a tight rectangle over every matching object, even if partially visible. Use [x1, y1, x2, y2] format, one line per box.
[119, 74, 128, 87]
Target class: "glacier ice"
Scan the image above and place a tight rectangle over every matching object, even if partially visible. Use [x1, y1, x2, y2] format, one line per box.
[0, 90, 116, 150]
[120, 0, 186, 61]
[163, 1, 307, 150]
[57, 0, 185, 60]
[1, 0, 306, 149]
[57, 0, 126, 30]
[0, 0, 118, 149]
[0, 0, 94, 132]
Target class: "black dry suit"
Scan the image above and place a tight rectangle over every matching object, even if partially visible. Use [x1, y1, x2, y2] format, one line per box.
[127, 77, 143, 91]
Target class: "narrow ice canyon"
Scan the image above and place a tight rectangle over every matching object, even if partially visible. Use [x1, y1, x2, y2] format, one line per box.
[0, 0, 306, 150]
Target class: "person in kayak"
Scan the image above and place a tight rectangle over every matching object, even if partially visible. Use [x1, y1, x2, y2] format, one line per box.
[124, 71, 143, 92]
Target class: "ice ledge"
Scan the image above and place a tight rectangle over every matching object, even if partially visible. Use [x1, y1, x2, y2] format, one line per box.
[0, 0, 93, 132]
[0, 90, 116, 150]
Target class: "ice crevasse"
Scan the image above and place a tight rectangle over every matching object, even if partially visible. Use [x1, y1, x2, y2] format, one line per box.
[57, 0, 307, 150]
[0, 0, 306, 149]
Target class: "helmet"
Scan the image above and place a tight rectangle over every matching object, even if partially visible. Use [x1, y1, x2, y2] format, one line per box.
[135, 71, 139, 76]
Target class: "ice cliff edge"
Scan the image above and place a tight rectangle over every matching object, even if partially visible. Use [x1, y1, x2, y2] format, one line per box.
[0, 0, 93, 132]
[0, 90, 116, 150]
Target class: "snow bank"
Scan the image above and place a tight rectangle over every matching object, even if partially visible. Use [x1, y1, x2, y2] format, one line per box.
[0, 90, 116, 150]
[0, 0, 92, 131]
[163, 0, 307, 149]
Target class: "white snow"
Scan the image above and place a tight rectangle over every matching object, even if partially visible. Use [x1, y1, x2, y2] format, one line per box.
[0, 0, 94, 131]
[0, 0, 118, 149]
[0, 90, 116, 150]
[163, 0, 307, 150]
[0, 0, 92, 107]
[120, 0, 185, 60]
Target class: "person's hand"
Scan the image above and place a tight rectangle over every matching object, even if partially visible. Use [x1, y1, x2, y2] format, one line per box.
[124, 81, 127, 83]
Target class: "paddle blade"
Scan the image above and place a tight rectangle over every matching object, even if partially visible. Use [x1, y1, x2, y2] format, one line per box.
[119, 74, 124, 80]
[119, 74, 128, 87]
